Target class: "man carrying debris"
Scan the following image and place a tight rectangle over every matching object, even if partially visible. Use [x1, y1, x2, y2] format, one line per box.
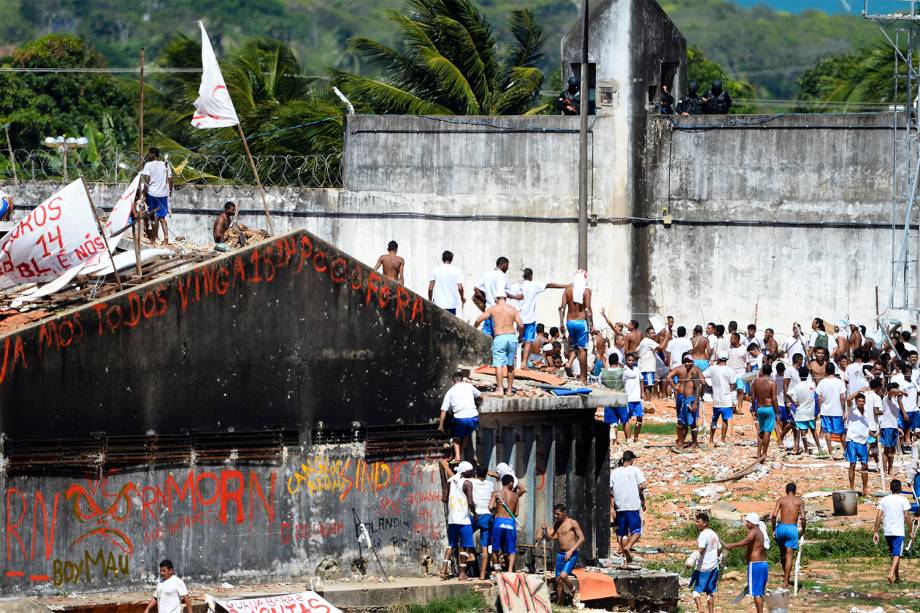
[690, 511, 722, 613]
[489, 474, 519, 572]
[438, 371, 482, 464]
[559, 270, 594, 383]
[725, 513, 771, 613]
[440, 460, 476, 581]
[609, 450, 646, 565]
[770, 482, 805, 589]
[474, 294, 523, 396]
[212, 201, 236, 249]
[542, 504, 585, 605]
[874, 479, 912, 584]
[374, 240, 405, 284]
[750, 364, 778, 460]
[144, 559, 192, 613]
[468, 464, 494, 580]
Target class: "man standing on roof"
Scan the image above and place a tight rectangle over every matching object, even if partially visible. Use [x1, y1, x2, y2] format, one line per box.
[475, 293, 523, 396]
[429, 250, 464, 315]
[374, 240, 405, 284]
[559, 270, 594, 383]
[474, 257, 523, 336]
[519, 268, 566, 369]
[140, 147, 173, 245]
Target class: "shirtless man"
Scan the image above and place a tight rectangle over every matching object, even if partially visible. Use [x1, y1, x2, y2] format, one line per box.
[725, 513, 771, 613]
[374, 240, 405, 284]
[622, 319, 642, 354]
[542, 504, 585, 605]
[690, 325, 711, 373]
[770, 482, 806, 589]
[212, 201, 236, 244]
[591, 329, 609, 375]
[850, 323, 864, 357]
[763, 328, 779, 357]
[750, 364, 779, 460]
[489, 475, 519, 572]
[809, 347, 829, 385]
[559, 270, 594, 383]
[475, 295, 523, 396]
[666, 354, 704, 449]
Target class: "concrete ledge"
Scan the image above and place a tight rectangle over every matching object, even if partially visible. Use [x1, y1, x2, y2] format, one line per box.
[480, 390, 627, 413]
[319, 578, 489, 611]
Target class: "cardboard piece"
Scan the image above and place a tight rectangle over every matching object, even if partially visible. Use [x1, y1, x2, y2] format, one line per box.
[212, 591, 342, 613]
[573, 568, 619, 601]
[475, 365, 565, 386]
[496, 572, 552, 613]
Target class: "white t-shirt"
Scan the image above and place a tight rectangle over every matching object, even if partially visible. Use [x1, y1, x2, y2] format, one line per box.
[476, 269, 509, 308]
[845, 407, 871, 444]
[696, 528, 720, 572]
[892, 373, 919, 413]
[878, 494, 911, 536]
[519, 280, 546, 325]
[447, 477, 472, 525]
[609, 465, 646, 512]
[638, 337, 658, 373]
[774, 373, 789, 407]
[845, 362, 869, 394]
[784, 336, 806, 360]
[709, 364, 736, 408]
[816, 376, 846, 417]
[787, 364, 802, 387]
[623, 366, 642, 402]
[727, 346, 747, 375]
[440, 382, 481, 419]
[430, 263, 463, 311]
[791, 380, 816, 422]
[864, 391, 881, 432]
[667, 337, 693, 368]
[469, 478, 494, 515]
[743, 334, 763, 350]
[880, 396, 902, 430]
[142, 160, 172, 198]
[154, 575, 188, 613]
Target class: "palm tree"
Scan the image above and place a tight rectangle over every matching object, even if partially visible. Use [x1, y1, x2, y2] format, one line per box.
[333, 0, 546, 115]
[796, 45, 901, 112]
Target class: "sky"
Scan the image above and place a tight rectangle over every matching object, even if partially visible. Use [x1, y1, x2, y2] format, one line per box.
[735, 0, 908, 14]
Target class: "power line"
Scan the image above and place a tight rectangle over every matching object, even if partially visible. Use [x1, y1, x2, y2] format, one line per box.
[0, 66, 328, 79]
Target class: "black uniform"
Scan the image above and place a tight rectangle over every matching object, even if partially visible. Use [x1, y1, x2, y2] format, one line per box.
[675, 82, 703, 115]
[556, 78, 580, 116]
[703, 80, 732, 114]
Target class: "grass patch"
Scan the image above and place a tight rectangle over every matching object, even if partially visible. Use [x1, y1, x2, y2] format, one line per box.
[640, 422, 677, 435]
[404, 593, 487, 613]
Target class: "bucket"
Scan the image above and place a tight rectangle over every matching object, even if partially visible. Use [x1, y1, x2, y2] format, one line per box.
[832, 490, 859, 516]
[765, 588, 790, 613]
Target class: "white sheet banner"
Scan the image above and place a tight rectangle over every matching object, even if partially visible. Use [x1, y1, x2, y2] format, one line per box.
[103, 173, 140, 247]
[214, 591, 342, 613]
[0, 178, 105, 289]
[192, 21, 240, 129]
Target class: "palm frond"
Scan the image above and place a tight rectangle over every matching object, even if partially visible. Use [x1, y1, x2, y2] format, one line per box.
[508, 9, 545, 69]
[417, 47, 479, 113]
[333, 71, 454, 115]
[431, 15, 490, 104]
[489, 66, 544, 115]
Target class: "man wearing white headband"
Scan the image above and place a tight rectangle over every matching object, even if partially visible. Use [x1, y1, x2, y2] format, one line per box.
[559, 270, 593, 383]
[439, 460, 476, 580]
[725, 512, 770, 612]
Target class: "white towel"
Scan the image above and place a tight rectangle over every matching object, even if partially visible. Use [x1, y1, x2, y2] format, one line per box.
[745, 512, 770, 550]
[572, 270, 588, 305]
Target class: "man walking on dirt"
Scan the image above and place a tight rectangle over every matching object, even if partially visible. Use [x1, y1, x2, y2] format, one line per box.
[725, 513, 771, 613]
[542, 504, 585, 606]
[770, 482, 805, 589]
[665, 354, 704, 449]
[751, 364, 779, 460]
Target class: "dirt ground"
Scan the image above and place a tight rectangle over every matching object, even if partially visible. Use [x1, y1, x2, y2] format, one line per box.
[626, 396, 920, 613]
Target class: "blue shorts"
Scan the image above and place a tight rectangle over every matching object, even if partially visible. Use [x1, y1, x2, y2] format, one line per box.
[748, 561, 769, 597]
[491, 517, 517, 554]
[820, 415, 845, 435]
[474, 513, 493, 550]
[451, 416, 479, 441]
[146, 194, 169, 218]
[641, 372, 655, 386]
[628, 401, 644, 420]
[604, 406, 631, 425]
[615, 510, 642, 537]
[795, 419, 815, 431]
[482, 316, 494, 336]
[678, 396, 698, 428]
[566, 319, 589, 349]
[712, 407, 733, 425]
[844, 440, 869, 465]
[447, 523, 474, 549]
[694, 359, 709, 373]
[756, 406, 775, 433]
[887, 535, 905, 558]
[491, 333, 518, 367]
[774, 523, 799, 550]
[691, 568, 720, 595]
[881, 428, 900, 449]
[778, 405, 792, 424]
[736, 379, 748, 392]
[555, 550, 579, 576]
[908, 411, 920, 431]
[592, 359, 603, 377]
[522, 322, 537, 343]
[814, 393, 820, 417]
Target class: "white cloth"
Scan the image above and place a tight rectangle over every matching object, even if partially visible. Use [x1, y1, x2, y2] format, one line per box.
[845, 406, 871, 444]
[495, 462, 519, 489]
[880, 396, 902, 430]
[469, 478, 494, 515]
[440, 382, 480, 420]
[476, 269, 509, 308]
[447, 475, 472, 525]
[154, 575, 188, 613]
[141, 160, 172, 198]
[519, 280, 546, 325]
[430, 263, 463, 311]
[667, 337, 693, 368]
[623, 366, 642, 403]
[893, 373, 919, 413]
[572, 270, 588, 304]
[878, 494, 912, 536]
[708, 364, 737, 408]
[745, 512, 770, 550]
[192, 21, 240, 128]
[609, 465, 645, 512]
[816, 376, 846, 417]
[696, 528, 721, 572]
[638, 337, 658, 373]
[791, 380, 816, 423]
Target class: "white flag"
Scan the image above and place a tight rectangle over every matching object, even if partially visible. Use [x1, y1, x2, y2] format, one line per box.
[192, 21, 240, 129]
[103, 173, 141, 248]
[0, 179, 106, 289]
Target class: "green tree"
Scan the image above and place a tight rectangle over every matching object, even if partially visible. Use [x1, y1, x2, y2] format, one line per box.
[333, 0, 546, 115]
[0, 34, 136, 150]
[795, 46, 895, 112]
[686, 45, 757, 114]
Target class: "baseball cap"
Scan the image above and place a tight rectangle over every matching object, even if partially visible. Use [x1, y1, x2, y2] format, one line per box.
[456, 461, 474, 473]
[717, 351, 728, 361]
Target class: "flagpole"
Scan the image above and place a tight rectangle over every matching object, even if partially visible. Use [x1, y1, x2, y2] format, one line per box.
[134, 47, 145, 278]
[236, 124, 274, 235]
[81, 178, 123, 291]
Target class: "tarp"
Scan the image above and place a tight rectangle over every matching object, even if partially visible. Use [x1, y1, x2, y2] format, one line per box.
[103, 173, 140, 243]
[210, 591, 342, 613]
[192, 21, 240, 129]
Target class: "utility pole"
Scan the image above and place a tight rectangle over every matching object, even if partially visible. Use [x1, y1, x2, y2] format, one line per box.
[577, 0, 590, 270]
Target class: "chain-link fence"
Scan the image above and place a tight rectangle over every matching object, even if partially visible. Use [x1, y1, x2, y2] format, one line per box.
[0, 149, 343, 189]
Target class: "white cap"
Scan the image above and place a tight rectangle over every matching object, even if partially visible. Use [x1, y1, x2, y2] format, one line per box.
[717, 351, 728, 361]
[745, 512, 760, 524]
[456, 461, 474, 474]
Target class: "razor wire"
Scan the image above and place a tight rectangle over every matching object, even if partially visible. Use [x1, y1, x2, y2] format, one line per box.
[0, 149, 343, 189]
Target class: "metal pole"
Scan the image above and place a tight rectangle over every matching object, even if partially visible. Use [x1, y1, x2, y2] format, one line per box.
[135, 48, 144, 277]
[577, 0, 589, 270]
[62, 146, 69, 183]
[237, 124, 275, 235]
[4, 125, 17, 186]
[81, 178, 123, 291]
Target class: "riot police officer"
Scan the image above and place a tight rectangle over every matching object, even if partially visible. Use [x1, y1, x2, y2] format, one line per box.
[703, 80, 732, 114]
[675, 82, 703, 116]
